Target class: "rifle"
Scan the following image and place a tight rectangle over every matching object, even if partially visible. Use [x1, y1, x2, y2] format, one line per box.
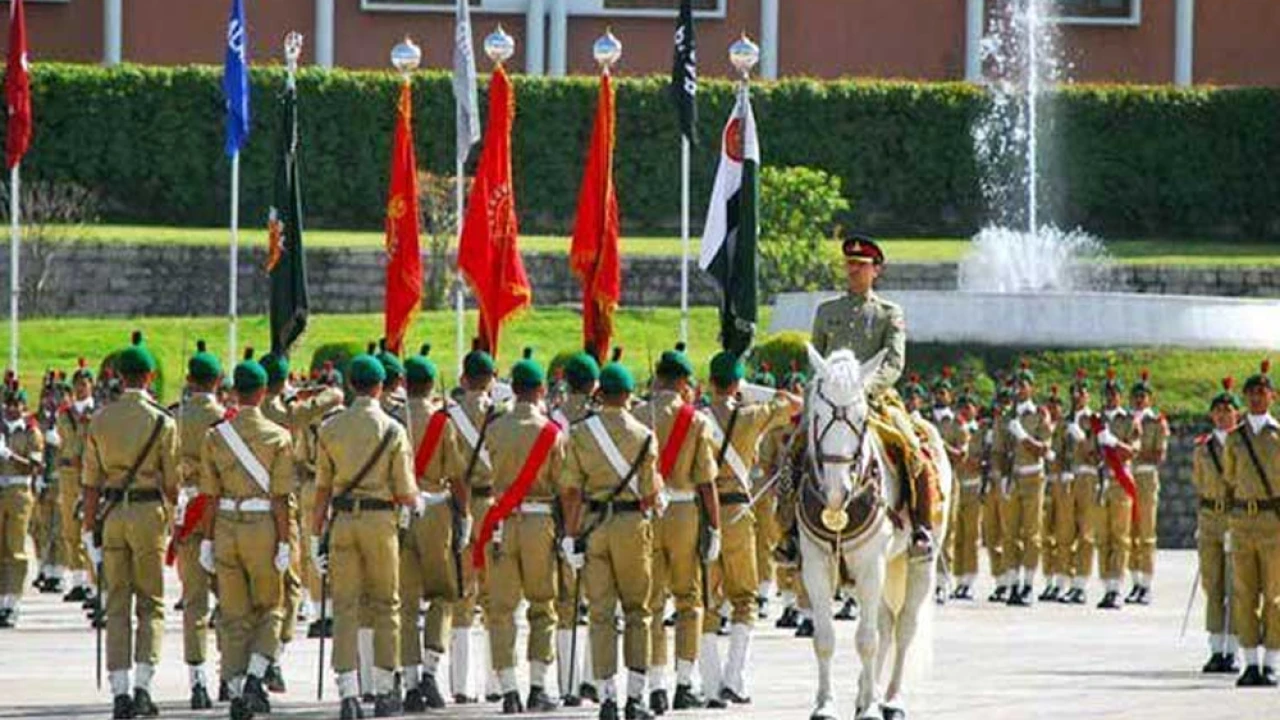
[978, 415, 994, 502]
[316, 571, 327, 701]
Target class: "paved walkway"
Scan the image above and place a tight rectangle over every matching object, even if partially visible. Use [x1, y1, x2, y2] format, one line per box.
[0, 550, 1276, 719]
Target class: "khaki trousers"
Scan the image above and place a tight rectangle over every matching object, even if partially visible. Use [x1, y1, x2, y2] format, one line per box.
[1130, 472, 1160, 577]
[214, 512, 284, 676]
[1003, 474, 1046, 571]
[279, 508, 301, 644]
[649, 502, 703, 666]
[1093, 483, 1132, 581]
[178, 530, 213, 665]
[981, 484, 1006, 579]
[586, 512, 652, 679]
[0, 486, 34, 594]
[1198, 511, 1229, 635]
[31, 483, 60, 568]
[58, 472, 86, 572]
[399, 502, 459, 666]
[1229, 515, 1280, 650]
[704, 507, 758, 629]
[754, 493, 780, 593]
[298, 480, 322, 603]
[485, 513, 558, 671]
[330, 509, 400, 673]
[953, 483, 982, 578]
[1070, 471, 1099, 579]
[452, 496, 493, 629]
[1041, 480, 1059, 578]
[102, 500, 167, 671]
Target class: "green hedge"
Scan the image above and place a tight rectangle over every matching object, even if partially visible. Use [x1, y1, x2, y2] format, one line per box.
[17, 64, 1280, 238]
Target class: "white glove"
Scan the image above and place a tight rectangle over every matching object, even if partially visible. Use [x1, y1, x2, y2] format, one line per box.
[398, 506, 412, 530]
[1067, 422, 1086, 442]
[739, 382, 775, 405]
[0, 445, 12, 462]
[273, 542, 291, 573]
[1007, 418, 1030, 442]
[1223, 530, 1233, 553]
[1045, 449, 1057, 463]
[413, 493, 427, 518]
[44, 427, 60, 447]
[704, 527, 722, 563]
[653, 490, 670, 518]
[560, 536, 584, 571]
[81, 530, 102, 567]
[459, 515, 474, 546]
[1098, 428, 1119, 448]
[34, 476, 47, 494]
[198, 539, 216, 574]
[309, 536, 328, 576]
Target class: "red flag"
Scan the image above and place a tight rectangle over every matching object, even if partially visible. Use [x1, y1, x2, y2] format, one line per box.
[5, 0, 32, 169]
[569, 73, 621, 362]
[457, 66, 529, 356]
[383, 81, 423, 355]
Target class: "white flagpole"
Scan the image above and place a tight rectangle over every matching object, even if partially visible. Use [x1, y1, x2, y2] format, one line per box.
[455, 152, 465, 377]
[8, 164, 19, 372]
[228, 151, 240, 367]
[679, 136, 690, 344]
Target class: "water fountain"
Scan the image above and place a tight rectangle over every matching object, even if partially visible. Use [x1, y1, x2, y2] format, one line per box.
[771, 0, 1280, 350]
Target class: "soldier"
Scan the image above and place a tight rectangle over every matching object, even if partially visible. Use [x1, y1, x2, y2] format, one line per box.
[1039, 386, 1067, 602]
[1126, 370, 1169, 605]
[1095, 369, 1137, 611]
[309, 354, 416, 718]
[80, 332, 179, 719]
[1057, 370, 1096, 605]
[931, 368, 962, 602]
[173, 341, 227, 710]
[397, 346, 453, 712]
[559, 362, 662, 720]
[636, 343, 721, 713]
[472, 351, 566, 713]
[56, 359, 97, 605]
[1194, 376, 1241, 674]
[1221, 361, 1280, 687]
[0, 374, 44, 628]
[699, 351, 801, 705]
[810, 234, 936, 557]
[769, 368, 807, 627]
[984, 386, 1014, 602]
[30, 372, 62, 594]
[297, 363, 346, 639]
[1001, 365, 1054, 607]
[948, 391, 982, 600]
[749, 366, 780, 621]
[197, 358, 295, 720]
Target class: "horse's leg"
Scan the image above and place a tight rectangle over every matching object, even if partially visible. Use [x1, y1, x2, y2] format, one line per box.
[884, 554, 937, 719]
[801, 532, 839, 719]
[848, 541, 887, 720]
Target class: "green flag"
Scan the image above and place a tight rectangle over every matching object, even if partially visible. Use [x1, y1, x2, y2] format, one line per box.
[267, 72, 309, 357]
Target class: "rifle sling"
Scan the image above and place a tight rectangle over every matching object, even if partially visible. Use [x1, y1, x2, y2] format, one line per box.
[97, 416, 166, 527]
[331, 428, 395, 505]
[1236, 427, 1280, 519]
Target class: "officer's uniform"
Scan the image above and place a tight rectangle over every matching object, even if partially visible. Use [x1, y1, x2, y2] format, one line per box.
[0, 403, 43, 625]
[55, 396, 95, 598]
[1128, 406, 1169, 598]
[1094, 406, 1136, 606]
[1192, 428, 1237, 668]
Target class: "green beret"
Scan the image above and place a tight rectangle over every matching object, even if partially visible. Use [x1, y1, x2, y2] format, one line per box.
[71, 358, 94, 383]
[511, 352, 546, 390]
[188, 340, 222, 382]
[1014, 365, 1035, 384]
[1130, 370, 1153, 396]
[349, 354, 386, 388]
[709, 351, 745, 386]
[655, 343, 694, 380]
[564, 352, 600, 388]
[259, 353, 290, 386]
[3, 386, 27, 405]
[464, 350, 497, 379]
[233, 360, 268, 393]
[1244, 360, 1272, 392]
[117, 331, 157, 376]
[956, 391, 978, 407]
[405, 344, 437, 385]
[599, 362, 635, 395]
[753, 371, 777, 388]
[1210, 388, 1241, 411]
[377, 351, 405, 381]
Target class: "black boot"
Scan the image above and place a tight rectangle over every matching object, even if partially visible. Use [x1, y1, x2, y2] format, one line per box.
[1097, 590, 1121, 610]
[1037, 585, 1057, 602]
[453, 694, 477, 705]
[625, 696, 655, 719]
[671, 684, 705, 710]
[795, 617, 815, 638]
[374, 692, 403, 717]
[1007, 584, 1030, 607]
[1237, 665, 1264, 687]
[648, 689, 668, 715]
[987, 585, 1008, 603]
[719, 687, 751, 705]
[219, 680, 231, 703]
[1134, 586, 1152, 606]
[402, 687, 426, 713]
[82, 594, 98, 610]
[132, 688, 159, 717]
[579, 682, 600, 704]
[243, 675, 271, 714]
[775, 606, 799, 629]
[1123, 584, 1141, 604]
[190, 683, 213, 710]
[1221, 653, 1240, 674]
[834, 598, 858, 621]
[419, 674, 445, 709]
[264, 663, 286, 694]
[112, 694, 136, 719]
[1263, 666, 1279, 687]
[501, 690, 524, 714]
[527, 685, 557, 712]
[598, 699, 619, 720]
[339, 696, 364, 719]
[64, 585, 88, 602]
[42, 577, 64, 594]
[0, 609, 13, 629]
[663, 611, 676, 628]
[229, 697, 254, 720]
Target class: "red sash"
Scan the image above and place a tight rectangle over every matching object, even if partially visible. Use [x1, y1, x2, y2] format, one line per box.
[164, 493, 212, 567]
[472, 422, 560, 569]
[658, 403, 696, 479]
[413, 410, 451, 479]
[1091, 416, 1139, 524]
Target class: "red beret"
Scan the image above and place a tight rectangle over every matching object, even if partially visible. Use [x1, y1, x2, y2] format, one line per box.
[841, 234, 884, 265]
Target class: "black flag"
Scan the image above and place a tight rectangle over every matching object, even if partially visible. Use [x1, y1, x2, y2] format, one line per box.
[670, 0, 697, 144]
[266, 74, 309, 357]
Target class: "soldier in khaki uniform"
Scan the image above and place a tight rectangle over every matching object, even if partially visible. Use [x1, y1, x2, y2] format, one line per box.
[1001, 366, 1054, 606]
[309, 354, 416, 718]
[948, 392, 982, 600]
[635, 344, 721, 713]
[749, 367, 781, 619]
[766, 369, 807, 628]
[80, 333, 180, 719]
[981, 388, 1011, 601]
[174, 342, 227, 709]
[1194, 377, 1241, 674]
[29, 374, 62, 595]
[1094, 371, 1137, 610]
[560, 363, 662, 720]
[700, 352, 800, 705]
[1038, 386, 1068, 602]
[56, 360, 96, 604]
[929, 371, 962, 601]
[1125, 371, 1169, 605]
[198, 359, 295, 720]
[296, 365, 346, 639]
[1056, 371, 1097, 605]
[1221, 362, 1280, 687]
[0, 377, 44, 628]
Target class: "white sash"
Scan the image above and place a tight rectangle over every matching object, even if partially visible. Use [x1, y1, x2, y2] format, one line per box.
[447, 404, 492, 469]
[215, 422, 271, 495]
[703, 411, 750, 486]
[584, 415, 639, 496]
[551, 409, 571, 431]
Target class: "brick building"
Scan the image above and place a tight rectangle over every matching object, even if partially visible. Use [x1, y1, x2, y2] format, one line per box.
[1, 1, 1275, 85]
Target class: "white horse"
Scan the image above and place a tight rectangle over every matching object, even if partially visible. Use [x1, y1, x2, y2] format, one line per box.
[798, 344, 951, 720]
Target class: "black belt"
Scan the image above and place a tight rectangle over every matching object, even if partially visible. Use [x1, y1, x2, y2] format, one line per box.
[1231, 498, 1280, 514]
[103, 488, 162, 503]
[473, 486, 493, 499]
[719, 492, 750, 506]
[588, 499, 643, 514]
[332, 497, 395, 512]
[1199, 497, 1229, 513]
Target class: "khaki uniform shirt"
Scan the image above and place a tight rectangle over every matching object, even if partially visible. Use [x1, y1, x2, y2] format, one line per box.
[83, 389, 179, 495]
[292, 386, 345, 476]
[404, 395, 442, 491]
[562, 406, 658, 502]
[938, 413, 969, 473]
[554, 393, 593, 429]
[1192, 432, 1232, 505]
[0, 414, 44, 477]
[199, 406, 295, 501]
[991, 408, 1014, 479]
[957, 420, 984, 482]
[264, 394, 292, 430]
[810, 290, 906, 397]
[485, 402, 566, 503]
[422, 390, 496, 493]
[54, 402, 94, 480]
[1222, 417, 1280, 508]
[315, 397, 414, 502]
[705, 395, 793, 497]
[1009, 402, 1053, 469]
[382, 392, 407, 426]
[178, 393, 226, 490]
[1103, 407, 1138, 465]
[1069, 409, 1103, 471]
[1133, 408, 1170, 471]
[634, 390, 716, 492]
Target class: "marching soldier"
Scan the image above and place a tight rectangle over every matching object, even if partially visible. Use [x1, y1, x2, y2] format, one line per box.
[1221, 360, 1280, 687]
[56, 359, 97, 605]
[296, 364, 346, 639]
[197, 358, 295, 719]
[750, 366, 780, 621]
[1095, 369, 1137, 610]
[985, 386, 1014, 602]
[1039, 386, 1067, 602]
[0, 374, 44, 628]
[1194, 376, 1241, 674]
[699, 351, 800, 705]
[174, 341, 227, 709]
[931, 369, 962, 602]
[559, 362, 662, 720]
[474, 351, 566, 713]
[637, 343, 720, 713]
[769, 368, 807, 628]
[309, 354, 416, 718]
[948, 391, 982, 600]
[80, 332, 179, 719]
[1002, 365, 1054, 606]
[1126, 370, 1169, 605]
[30, 372, 62, 594]
[1057, 370, 1096, 605]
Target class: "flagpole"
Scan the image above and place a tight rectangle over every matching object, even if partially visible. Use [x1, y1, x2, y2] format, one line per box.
[229, 152, 240, 366]
[8, 164, 18, 372]
[455, 152, 465, 378]
[680, 137, 690, 345]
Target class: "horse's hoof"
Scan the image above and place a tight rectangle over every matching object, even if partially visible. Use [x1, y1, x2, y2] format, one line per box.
[882, 704, 906, 720]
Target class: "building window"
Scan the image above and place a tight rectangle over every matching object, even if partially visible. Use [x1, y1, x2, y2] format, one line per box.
[363, 0, 725, 17]
[1051, 0, 1141, 26]
[602, 0, 718, 10]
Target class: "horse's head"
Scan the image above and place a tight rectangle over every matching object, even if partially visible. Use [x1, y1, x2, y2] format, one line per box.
[804, 343, 888, 517]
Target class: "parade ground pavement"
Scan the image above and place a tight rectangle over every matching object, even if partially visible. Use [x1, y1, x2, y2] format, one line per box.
[1, 550, 1277, 719]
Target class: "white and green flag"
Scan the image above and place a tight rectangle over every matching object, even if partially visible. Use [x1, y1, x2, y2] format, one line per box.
[699, 87, 759, 356]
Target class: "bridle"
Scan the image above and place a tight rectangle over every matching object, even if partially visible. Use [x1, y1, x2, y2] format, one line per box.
[803, 377, 881, 513]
